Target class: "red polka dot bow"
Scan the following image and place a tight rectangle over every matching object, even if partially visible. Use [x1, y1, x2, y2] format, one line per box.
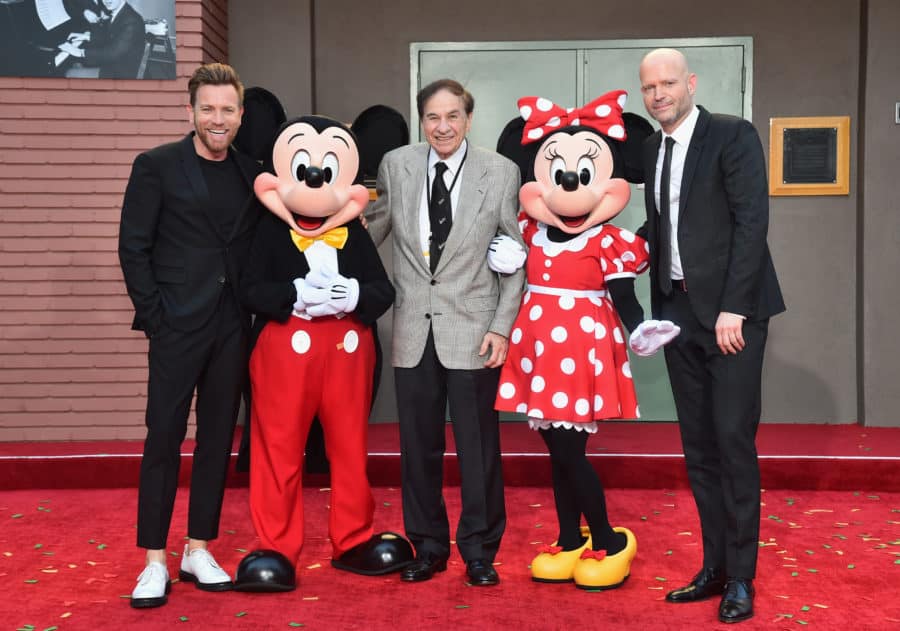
[518, 90, 628, 144]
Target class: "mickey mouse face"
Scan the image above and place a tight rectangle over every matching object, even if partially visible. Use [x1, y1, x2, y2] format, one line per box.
[254, 119, 370, 237]
[519, 129, 631, 235]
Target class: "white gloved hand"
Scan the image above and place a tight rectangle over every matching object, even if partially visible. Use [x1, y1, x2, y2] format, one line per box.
[487, 235, 527, 274]
[628, 319, 681, 357]
[292, 277, 309, 314]
[302, 266, 360, 317]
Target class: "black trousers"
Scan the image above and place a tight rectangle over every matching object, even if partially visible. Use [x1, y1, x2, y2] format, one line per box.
[661, 290, 768, 579]
[394, 330, 506, 563]
[137, 294, 247, 549]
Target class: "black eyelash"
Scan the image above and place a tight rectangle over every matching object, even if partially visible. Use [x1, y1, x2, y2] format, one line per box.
[543, 143, 561, 161]
[584, 146, 600, 160]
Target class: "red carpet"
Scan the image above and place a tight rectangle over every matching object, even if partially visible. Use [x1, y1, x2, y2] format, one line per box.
[2, 485, 899, 630]
[3, 422, 900, 491]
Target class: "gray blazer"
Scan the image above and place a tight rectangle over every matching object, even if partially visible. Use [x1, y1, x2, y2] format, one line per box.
[366, 142, 525, 370]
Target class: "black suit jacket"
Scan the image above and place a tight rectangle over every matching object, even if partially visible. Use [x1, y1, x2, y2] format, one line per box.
[83, 1, 145, 79]
[119, 133, 263, 336]
[641, 106, 785, 329]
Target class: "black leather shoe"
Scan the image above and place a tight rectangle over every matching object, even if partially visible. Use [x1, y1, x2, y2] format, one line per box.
[465, 559, 500, 586]
[665, 567, 727, 602]
[719, 578, 754, 623]
[400, 553, 447, 582]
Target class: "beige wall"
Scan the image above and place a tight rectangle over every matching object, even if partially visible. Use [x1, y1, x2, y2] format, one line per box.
[230, 0, 888, 425]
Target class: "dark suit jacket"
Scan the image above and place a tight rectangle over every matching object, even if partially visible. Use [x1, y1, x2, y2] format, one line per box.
[641, 106, 785, 329]
[83, 1, 145, 79]
[119, 133, 263, 336]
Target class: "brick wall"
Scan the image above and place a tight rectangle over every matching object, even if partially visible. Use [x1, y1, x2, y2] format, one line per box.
[0, 0, 228, 441]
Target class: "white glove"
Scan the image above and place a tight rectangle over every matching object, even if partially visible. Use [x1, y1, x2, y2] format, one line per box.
[629, 319, 681, 357]
[302, 266, 360, 317]
[292, 277, 309, 315]
[487, 235, 527, 274]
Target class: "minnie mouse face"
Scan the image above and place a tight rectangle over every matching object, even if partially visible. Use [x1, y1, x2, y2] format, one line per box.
[254, 117, 370, 237]
[519, 127, 632, 235]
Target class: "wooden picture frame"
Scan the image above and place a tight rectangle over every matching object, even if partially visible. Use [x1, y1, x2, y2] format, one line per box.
[769, 116, 850, 196]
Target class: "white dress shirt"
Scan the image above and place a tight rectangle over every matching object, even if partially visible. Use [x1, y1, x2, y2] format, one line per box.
[419, 139, 467, 263]
[653, 106, 699, 281]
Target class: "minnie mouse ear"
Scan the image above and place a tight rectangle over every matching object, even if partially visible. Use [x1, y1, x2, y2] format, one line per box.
[234, 87, 287, 165]
[620, 112, 655, 184]
[496, 116, 538, 185]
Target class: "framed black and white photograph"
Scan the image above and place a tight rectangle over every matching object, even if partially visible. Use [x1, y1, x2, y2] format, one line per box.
[0, 0, 176, 79]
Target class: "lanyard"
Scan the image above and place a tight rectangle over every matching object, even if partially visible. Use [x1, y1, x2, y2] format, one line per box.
[426, 146, 468, 208]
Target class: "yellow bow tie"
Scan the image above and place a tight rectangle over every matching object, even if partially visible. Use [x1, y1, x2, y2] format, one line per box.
[291, 226, 349, 252]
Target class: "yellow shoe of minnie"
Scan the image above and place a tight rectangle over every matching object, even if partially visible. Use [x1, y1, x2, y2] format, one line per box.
[573, 527, 637, 590]
[530, 526, 591, 583]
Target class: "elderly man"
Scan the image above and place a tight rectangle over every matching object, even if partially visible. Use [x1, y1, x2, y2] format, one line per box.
[365, 79, 524, 586]
[637, 48, 785, 623]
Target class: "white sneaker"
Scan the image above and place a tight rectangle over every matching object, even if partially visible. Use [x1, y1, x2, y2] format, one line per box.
[179, 544, 233, 591]
[131, 561, 170, 609]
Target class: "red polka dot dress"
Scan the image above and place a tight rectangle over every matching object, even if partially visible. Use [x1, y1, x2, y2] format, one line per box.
[495, 219, 649, 430]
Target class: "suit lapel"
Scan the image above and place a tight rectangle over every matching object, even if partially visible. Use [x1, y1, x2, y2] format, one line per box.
[678, 106, 710, 223]
[179, 133, 226, 242]
[401, 145, 430, 274]
[435, 147, 485, 274]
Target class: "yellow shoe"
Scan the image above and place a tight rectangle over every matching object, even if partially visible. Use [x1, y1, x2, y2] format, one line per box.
[573, 527, 637, 590]
[530, 526, 591, 583]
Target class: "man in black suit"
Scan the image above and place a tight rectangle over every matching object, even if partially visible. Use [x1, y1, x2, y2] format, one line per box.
[637, 48, 785, 624]
[119, 63, 261, 609]
[58, 0, 145, 78]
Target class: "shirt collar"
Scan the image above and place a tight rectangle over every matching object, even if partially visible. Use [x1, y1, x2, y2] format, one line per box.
[664, 105, 700, 147]
[428, 139, 468, 174]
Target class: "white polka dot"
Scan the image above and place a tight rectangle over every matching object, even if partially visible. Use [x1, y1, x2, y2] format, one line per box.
[550, 326, 568, 343]
[613, 327, 624, 343]
[511, 327, 523, 344]
[594, 395, 604, 412]
[644, 242, 650, 253]
[608, 124, 625, 139]
[534, 340, 545, 357]
[613, 258, 624, 273]
[594, 359, 604, 376]
[499, 382, 516, 399]
[529, 408, 545, 419]
[575, 399, 590, 415]
[595, 104, 611, 117]
[529, 305, 543, 321]
[570, 117, 580, 126]
[622, 251, 636, 263]
[521, 357, 534, 374]
[531, 376, 545, 393]
[580, 316, 595, 333]
[617, 93, 627, 108]
[558, 295, 575, 310]
[622, 361, 632, 378]
[600, 258, 608, 272]
[637, 261, 648, 272]
[343, 330, 359, 353]
[536, 97, 553, 111]
[544, 259, 552, 267]
[527, 128, 544, 140]
[566, 107, 574, 113]
[523, 291, 532, 304]
[619, 229, 636, 243]
[291, 330, 311, 354]
[542, 273, 550, 281]
[552, 392, 569, 408]
[601, 235, 614, 249]
[516, 403, 528, 413]
[635, 405, 641, 418]
[560, 358, 576, 374]
[595, 322, 606, 339]
[547, 116, 561, 127]
[520, 104, 533, 120]
[588, 348, 596, 363]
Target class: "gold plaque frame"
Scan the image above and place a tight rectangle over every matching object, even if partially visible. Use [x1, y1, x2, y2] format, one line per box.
[769, 116, 850, 196]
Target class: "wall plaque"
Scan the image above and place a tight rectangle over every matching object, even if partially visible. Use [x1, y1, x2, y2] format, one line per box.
[769, 116, 850, 196]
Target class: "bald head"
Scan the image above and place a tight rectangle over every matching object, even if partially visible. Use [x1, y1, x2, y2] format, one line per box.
[639, 48, 697, 134]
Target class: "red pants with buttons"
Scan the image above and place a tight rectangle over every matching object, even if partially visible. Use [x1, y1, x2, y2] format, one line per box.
[249, 315, 376, 567]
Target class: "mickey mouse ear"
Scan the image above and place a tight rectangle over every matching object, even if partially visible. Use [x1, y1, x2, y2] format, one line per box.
[496, 116, 538, 185]
[620, 112, 655, 184]
[351, 105, 409, 183]
[234, 87, 287, 165]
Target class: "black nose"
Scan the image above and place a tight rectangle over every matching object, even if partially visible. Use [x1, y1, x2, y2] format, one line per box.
[305, 167, 324, 188]
[560, 171, 579, 192]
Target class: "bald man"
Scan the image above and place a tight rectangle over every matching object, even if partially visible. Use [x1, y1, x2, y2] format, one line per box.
[636, 48, 784, 624]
